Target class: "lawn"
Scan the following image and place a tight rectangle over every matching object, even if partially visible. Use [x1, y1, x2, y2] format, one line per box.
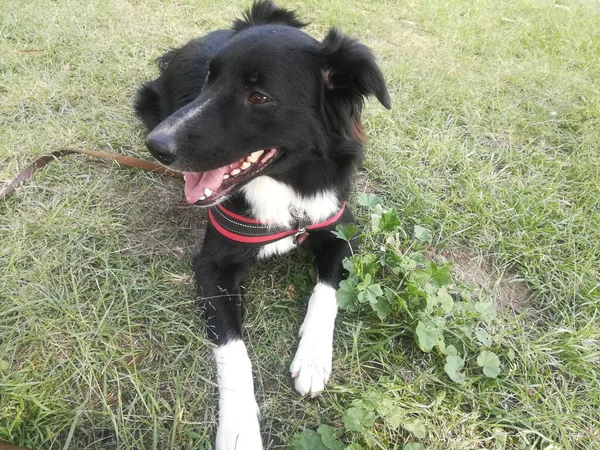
[1, 0, 599, 449]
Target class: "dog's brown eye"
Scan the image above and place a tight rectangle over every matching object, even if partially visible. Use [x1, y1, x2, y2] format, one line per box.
[248, 92, 271, 105]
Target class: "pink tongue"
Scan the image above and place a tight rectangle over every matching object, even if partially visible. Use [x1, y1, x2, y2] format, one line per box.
[184, 167, 227, 204]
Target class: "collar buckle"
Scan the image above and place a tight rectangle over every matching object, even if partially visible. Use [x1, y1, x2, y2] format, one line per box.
[293, 227, 308, 245]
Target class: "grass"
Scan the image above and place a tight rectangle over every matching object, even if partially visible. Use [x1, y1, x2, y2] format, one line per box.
[1, 0, 599, 448]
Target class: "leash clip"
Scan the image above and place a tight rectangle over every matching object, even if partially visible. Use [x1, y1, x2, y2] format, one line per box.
[293, 227, 308, 245]
[292, 210, 311, 245]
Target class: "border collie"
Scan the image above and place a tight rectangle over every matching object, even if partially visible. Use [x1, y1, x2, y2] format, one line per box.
[135, 1, 390, 448]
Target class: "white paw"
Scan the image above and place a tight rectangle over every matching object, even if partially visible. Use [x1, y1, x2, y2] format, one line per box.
[290, 331, 333, 397]
[290, 282, 337, 397]
[216, 400, 263, 450]
[213, 340, 263, 449]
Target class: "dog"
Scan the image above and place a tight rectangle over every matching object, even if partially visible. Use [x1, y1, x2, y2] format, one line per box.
[134, 1, 390, 448]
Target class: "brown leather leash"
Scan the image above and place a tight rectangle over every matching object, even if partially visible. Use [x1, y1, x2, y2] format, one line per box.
[0, 149, 181, 201]
[0, 441, 27, 450]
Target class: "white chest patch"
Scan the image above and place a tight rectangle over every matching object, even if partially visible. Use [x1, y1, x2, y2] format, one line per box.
[257, 236, 297, 259]
[241, 176, 340, 260]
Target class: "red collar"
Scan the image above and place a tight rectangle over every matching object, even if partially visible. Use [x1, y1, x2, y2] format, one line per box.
[208, 202, 346, 247]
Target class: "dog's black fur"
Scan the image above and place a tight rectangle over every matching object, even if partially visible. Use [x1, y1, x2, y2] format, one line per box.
[135, 1, 389, 446]
[136, 0, 389, 340]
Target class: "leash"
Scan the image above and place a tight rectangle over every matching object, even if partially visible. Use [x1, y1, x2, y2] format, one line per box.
[208, 202, 347, 246]
[2, 149, 346, 246]
[0, 148, 180, 201]
[0, 441, 27, 450]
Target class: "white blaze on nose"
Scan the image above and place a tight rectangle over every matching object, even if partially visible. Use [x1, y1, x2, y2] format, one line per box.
[160, 99, 211, 135]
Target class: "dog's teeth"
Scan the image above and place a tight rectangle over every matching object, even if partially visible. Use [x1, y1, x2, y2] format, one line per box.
[204, 188, 213, 197]
[246, 150, 264, 163]
[241, 161, 251, 170]
[199, 196, 206, 201]
[231, 169, 241, 176]
[223, 174, 230, 179]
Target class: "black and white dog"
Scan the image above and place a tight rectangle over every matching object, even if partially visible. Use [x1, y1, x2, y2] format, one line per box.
[135, 1, 390, 448]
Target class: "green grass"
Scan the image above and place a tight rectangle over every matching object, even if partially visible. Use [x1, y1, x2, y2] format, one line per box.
[1, 0, 599, 448]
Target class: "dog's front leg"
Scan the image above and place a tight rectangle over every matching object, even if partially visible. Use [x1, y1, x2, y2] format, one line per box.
[193, 236, 262, 450]
[290, 229, 354, 397]
[213, 340, 262, 450]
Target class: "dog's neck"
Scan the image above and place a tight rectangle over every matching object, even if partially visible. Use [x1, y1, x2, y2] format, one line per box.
[240, 176, 340, 227]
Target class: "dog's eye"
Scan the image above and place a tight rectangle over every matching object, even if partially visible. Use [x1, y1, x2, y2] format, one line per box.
[248, 92, 271, 105]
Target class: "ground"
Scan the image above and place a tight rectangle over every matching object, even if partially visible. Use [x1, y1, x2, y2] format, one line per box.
[1, 0, 599, 449]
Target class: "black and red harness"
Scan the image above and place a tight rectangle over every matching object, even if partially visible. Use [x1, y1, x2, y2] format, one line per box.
[208, 202, 346, 247]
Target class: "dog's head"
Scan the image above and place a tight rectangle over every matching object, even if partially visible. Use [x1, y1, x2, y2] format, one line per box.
[144, 0, 391, 206]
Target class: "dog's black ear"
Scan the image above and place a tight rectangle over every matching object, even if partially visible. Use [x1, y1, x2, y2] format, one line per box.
[156, 49, 176, 73]
[134, 80, 166, 131]
[232, 0, 308, 31]
[321, 28, 391, 110]
[134, 49, 179, 131]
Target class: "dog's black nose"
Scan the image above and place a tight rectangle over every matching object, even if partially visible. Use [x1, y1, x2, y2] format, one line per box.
[145, 132, 177, 165]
